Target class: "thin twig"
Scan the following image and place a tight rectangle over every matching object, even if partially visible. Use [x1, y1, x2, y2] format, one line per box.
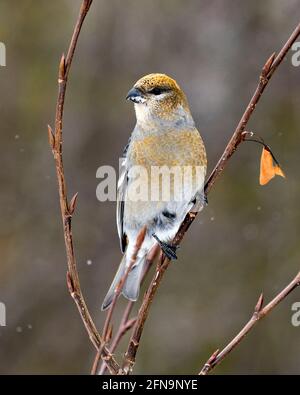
[48, 0, 120, 374]
[98, 303, 135, 375]
[122, 21, 300, 374]
[199, 271, 300, 374]
[122, 253, 169, 374]
[98, 245, 160, 375]
[91, 227, 147, 374]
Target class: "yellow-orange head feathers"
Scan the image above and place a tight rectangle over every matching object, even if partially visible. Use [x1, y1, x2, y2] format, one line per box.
[126, 73, 190, 122]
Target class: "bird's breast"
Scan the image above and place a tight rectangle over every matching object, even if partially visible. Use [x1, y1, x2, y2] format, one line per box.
[125, 129, 206, 207]
[129, 129, 206, 168]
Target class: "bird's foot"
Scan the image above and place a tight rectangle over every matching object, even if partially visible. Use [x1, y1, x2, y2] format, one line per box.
[204, 193, 208, 205]
[152, 234, 179, 260]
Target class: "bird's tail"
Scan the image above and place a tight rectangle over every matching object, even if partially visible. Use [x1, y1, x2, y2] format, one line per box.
[101, 253, 147, 311]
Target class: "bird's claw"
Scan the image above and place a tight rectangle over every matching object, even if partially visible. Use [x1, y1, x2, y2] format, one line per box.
[152, 234, 179, 260]
[204, 193, 208, 205]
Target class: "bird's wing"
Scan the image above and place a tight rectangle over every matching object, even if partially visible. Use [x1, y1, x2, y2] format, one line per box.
[116, 140, 130, 253]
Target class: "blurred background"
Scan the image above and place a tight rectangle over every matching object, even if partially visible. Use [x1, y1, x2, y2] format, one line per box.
[0, 0, 300, 374]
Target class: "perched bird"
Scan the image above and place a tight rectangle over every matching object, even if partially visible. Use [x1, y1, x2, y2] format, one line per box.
[101, 73, 207, 310]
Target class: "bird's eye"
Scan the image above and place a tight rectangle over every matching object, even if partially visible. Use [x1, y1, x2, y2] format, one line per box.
[149, 87, 164, 95]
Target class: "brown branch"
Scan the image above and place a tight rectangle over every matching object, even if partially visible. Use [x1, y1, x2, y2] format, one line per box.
[98, 244, 160, 375]
[96, 303, 135, 375]
[199, 271, 300, 375]
[48, 0, 121, 375]
[121, 21, 300, 374]
[91, 227, 146, 375]
[122, 253, 169, 374]
[109, 309, 137, 356]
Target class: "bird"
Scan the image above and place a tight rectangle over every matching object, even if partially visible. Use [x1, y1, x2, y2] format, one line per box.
[101, 73, 207, 310]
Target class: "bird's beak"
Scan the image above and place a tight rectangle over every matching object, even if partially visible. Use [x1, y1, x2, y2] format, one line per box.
[126, 87, 145, 104]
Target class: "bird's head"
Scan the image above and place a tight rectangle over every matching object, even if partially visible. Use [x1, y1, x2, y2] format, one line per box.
[126, 73, 191, 124]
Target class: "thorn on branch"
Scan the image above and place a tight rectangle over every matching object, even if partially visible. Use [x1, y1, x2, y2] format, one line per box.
[69, 192, 79, 215]
[262, 52, 276, 77]
[66, 271, 75, 294]
[254, 293, 264, 314]
[106, 324, 113, 343]
[207, 348, 219, 364]
[199, 349, 219, 375]
[59, 53, 66, 83]
[47, 125, 55, 149]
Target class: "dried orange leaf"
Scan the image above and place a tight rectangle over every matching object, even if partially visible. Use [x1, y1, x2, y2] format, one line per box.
[259, 147, 285, 185]
[260, 148, 275, 185]
[274, 165, 286, 178]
